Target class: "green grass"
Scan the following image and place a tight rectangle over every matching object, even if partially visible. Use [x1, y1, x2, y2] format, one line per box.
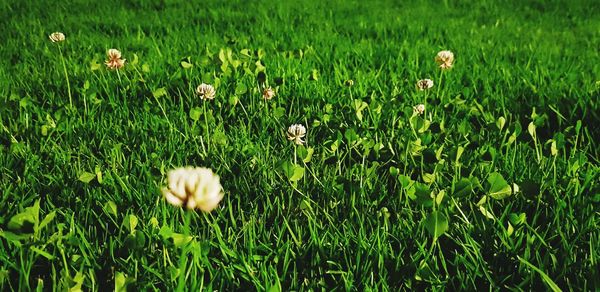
[1, 0, 599, 290]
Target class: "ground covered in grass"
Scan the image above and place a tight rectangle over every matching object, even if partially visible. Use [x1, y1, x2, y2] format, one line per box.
[1, 0, 599, 290]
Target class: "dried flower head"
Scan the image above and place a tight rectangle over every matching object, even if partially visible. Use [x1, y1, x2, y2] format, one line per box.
[196, 83, 216, 100]
[162, 167, 224, 212]
[435, 50, 454, 70]
[413, 104, 425, 115]
[49, 32, 65, 43]
[287, 124, 306, 145]
[344, 79, 355, 87]
[262, 86, 275, 100]
[105, 49, 126, 70]
[416, 79, 434, 90]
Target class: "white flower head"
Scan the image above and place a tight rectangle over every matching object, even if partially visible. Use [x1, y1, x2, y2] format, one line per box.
[262, 86, 275, 100]
[162, 167, 224, 212]
[287, 124, 306, 145]
[435, 50, 454, 70]
[416, 79, 434, 90]
[105, 49, 126, 70]
[196, 83, 216, 100]
[413, 104, 425, 115]
[49, 32, 65, 43]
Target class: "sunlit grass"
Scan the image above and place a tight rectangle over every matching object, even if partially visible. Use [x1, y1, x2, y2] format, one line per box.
[0, 0, 599, 290]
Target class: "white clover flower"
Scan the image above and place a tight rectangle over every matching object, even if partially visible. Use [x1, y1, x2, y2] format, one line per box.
[105, 49, 126, 70]
[196, 83, 216, 100]
[49, 32, 65, 43]
[416, 79, 434, 90]
[162, 167, 224, 212]
[413, 104, 425, 115]
[435, 50, 454, 70]
[262, 86, 275, 100]
[287, 124, 306, 145]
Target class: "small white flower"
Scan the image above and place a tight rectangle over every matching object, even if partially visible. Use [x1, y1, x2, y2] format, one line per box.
[262, 87, 275, 100]
[287, 124, 306, 145]
[196, 83, 216, 100]
[49, 32, 65, 43]
[162, 167, 224, 212]
[413, 104, 425, 115]
[416, 79, 434, 90]
[435, 50, 454, 70]
[105, 49, 126, 70]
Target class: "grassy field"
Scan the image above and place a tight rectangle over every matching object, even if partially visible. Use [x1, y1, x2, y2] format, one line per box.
[1, 0, 599, 290]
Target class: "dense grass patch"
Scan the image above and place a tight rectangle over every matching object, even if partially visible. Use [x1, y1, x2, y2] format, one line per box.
[1, 0, 599, 290]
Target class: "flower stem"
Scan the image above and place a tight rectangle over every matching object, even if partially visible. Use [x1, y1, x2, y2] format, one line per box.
[436, 69, 444, 103]
[424, 90, 429, 113]
[294, 145, 297, 165]
[203, 101, 210, 150]
[58, 45, 72, 109]
[176, 211, 192, 291]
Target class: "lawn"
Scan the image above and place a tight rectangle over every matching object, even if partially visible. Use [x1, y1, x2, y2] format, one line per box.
[1, 0, 599, 290]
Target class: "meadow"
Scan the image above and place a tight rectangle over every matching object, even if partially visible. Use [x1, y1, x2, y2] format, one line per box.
[1, 0, 599, 290]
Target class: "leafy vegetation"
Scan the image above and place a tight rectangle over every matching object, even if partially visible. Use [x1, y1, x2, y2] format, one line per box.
[1, 0, 599, 290]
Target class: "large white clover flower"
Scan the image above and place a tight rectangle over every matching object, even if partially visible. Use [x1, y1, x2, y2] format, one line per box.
[435, 50, 454, 70]
[162, 167, 224, 212]
[413, 104, 425, 115]
[105, 49, 126, 70]
[196, 83, 216, 100]
[287, 124, 306, 145]
[262, 86, 275, 100]
[49, 32, 65, 43]
[416, 79, 434, 90]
